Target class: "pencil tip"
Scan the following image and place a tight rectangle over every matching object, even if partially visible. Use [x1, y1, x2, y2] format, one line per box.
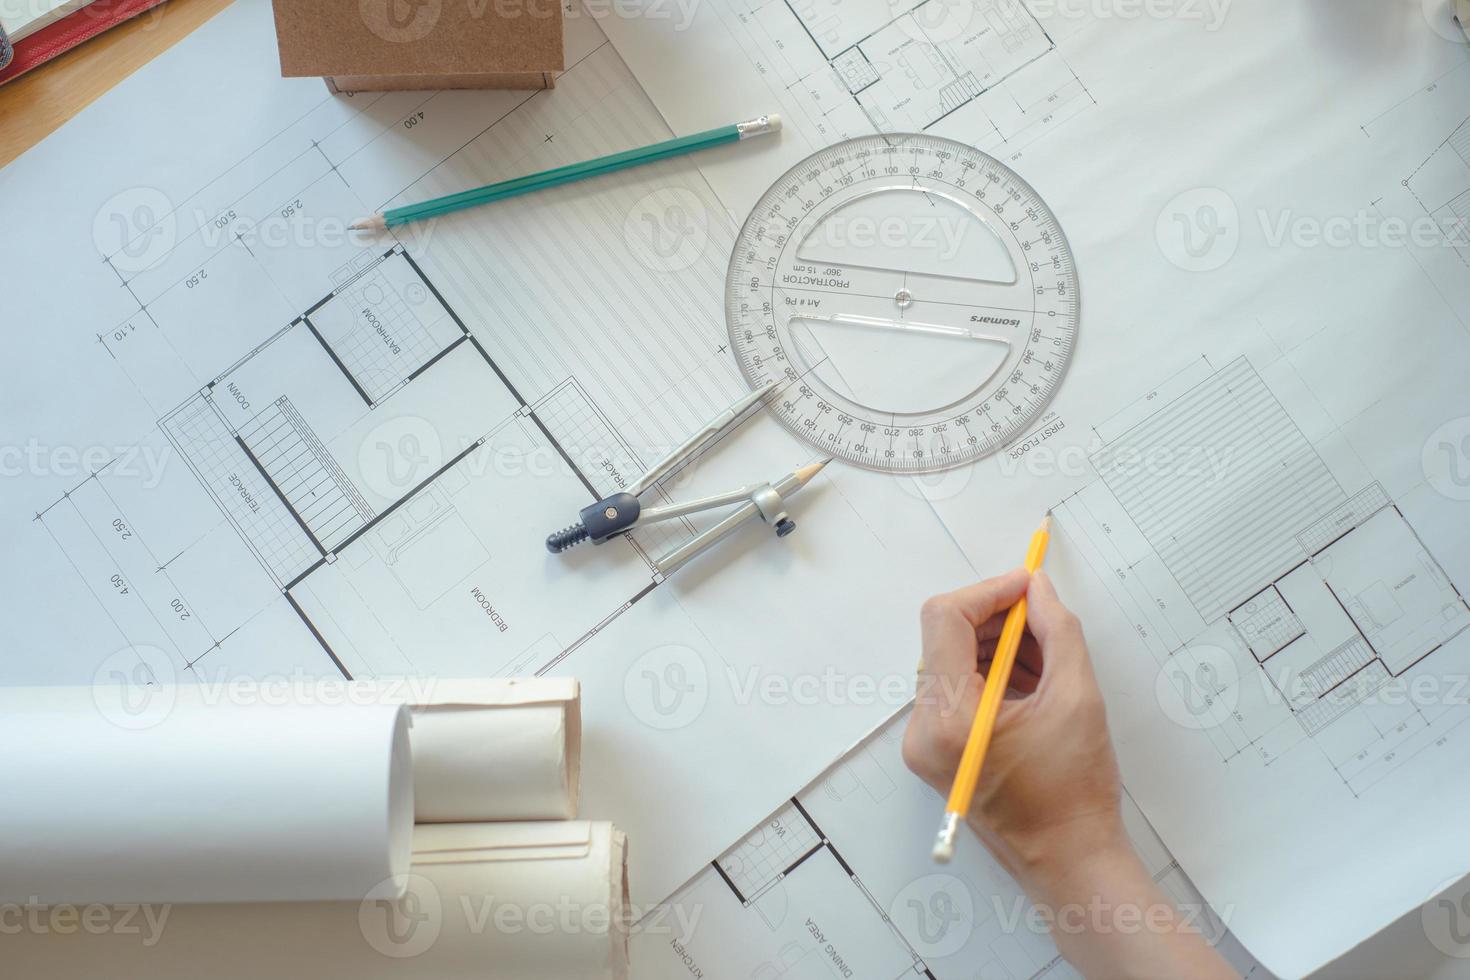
[794, 457, 833, 483]
[350, 215, 386, 232]
[1040, 513, 1054, 532]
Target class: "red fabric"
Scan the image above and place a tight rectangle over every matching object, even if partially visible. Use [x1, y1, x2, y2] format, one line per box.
[0, 0, 170, 86]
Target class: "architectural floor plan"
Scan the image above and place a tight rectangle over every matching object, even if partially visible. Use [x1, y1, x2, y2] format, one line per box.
[4, 3, 978, 909]
[1404, 113, 1470, 266]
[101, 243, 655, 682]
[634, 708, 1262, 979]
[597, 0, 1093, 215]
[597, 1, 1470, 971]
[29, 34, 702, 690]
[1364, 58, 1470, 321]
[1054, 358, 1470, 797]
[739, 0, 1065, 134]
[7, 1, 1470, 977]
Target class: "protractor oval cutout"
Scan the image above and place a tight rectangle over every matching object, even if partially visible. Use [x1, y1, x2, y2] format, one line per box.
[793, 186, 1018, 285]
[787, 314, 1010, 416]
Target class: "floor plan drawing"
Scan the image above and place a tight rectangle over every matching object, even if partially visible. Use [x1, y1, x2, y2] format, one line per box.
[158, 249, 471, 584]
[119, 243, 666, 682]
[771, 0, 1056, 133]
[596, 0, 1095, 217]
[1053, 357, 1470, 796]
[5, 1, 980, 908]
[603, 4, 1470, 971]
[39, 241, 661, 684]
[12, 2, 1470, 975]
[21, 18, 740, 690]
[1362, 59, 1470, 322]
[634, 709, 1261, 979]
[1404, 112, 1470, 268]
[732, 0, 1090, 144]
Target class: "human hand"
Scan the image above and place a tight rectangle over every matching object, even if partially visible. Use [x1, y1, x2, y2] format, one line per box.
[901, 568, 1127, 890]
[903, 569, 1236, 979]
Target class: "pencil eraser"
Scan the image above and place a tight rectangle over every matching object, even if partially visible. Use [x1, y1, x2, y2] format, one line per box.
[767, 113, 782, 132]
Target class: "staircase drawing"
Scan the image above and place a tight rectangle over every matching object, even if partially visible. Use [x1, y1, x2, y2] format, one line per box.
[238, 397, 374, 553]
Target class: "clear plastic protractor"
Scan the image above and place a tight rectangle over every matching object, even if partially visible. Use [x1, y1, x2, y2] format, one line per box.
[726, 133, 1079, 474]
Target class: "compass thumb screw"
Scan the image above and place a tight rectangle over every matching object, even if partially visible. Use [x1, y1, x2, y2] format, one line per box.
[775, 518, 796, 538]
[546, 523, 591, 554]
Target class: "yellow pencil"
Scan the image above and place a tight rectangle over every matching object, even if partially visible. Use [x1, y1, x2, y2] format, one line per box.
[933, 513, 1053, 863]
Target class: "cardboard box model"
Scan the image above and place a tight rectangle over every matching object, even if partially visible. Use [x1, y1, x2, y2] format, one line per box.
[271, 0, 564, 92]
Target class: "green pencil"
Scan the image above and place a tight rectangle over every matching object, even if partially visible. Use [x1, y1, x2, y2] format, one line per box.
[351, 113, 781, 231]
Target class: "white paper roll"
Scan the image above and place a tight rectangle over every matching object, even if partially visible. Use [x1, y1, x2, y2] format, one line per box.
[0, 688, 413, 906]
[361, 677, 581, 822]
[6, 822, 630, 980]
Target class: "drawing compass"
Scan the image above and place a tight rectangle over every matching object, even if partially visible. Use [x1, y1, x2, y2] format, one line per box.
[725, 133, 1079, 473]
[545, 385, 830, 576]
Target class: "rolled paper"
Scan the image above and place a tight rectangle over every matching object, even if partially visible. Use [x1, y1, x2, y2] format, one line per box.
[0, 688, 413, 906]
[6, 822, 631, 980]
[363, 677, 581, 822]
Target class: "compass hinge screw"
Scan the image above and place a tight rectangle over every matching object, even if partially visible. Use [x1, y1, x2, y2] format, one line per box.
[752, 484, 795, 538]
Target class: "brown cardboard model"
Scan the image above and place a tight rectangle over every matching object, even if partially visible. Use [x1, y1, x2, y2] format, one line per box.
[271, 0, 565, 92]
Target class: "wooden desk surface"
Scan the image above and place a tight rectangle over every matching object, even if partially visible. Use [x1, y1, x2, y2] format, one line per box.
[0, 0, 234, 167]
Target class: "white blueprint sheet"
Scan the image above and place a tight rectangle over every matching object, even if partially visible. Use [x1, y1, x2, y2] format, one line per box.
[599, 0, 1470, 974]
[0, 0, 980, 908]
[0, 6, 1271, 980]
[633, 708, 1266, 980]
[6, 0, 1470, 975]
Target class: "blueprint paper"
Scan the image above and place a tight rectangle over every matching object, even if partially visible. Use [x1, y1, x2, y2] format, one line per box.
[632, 708, 1266, 980]
[0, 0, 976, 909]
[595, 0, 1096, 216]
[7, 822, 631, 980]
[599, 0, 1470, 973]
[0, 690, 412, 905]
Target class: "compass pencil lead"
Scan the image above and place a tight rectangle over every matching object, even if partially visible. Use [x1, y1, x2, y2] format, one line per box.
[793, 458, 833, 485]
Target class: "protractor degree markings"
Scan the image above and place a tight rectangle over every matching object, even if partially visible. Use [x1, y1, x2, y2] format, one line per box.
[726, 134, 1078, 475]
